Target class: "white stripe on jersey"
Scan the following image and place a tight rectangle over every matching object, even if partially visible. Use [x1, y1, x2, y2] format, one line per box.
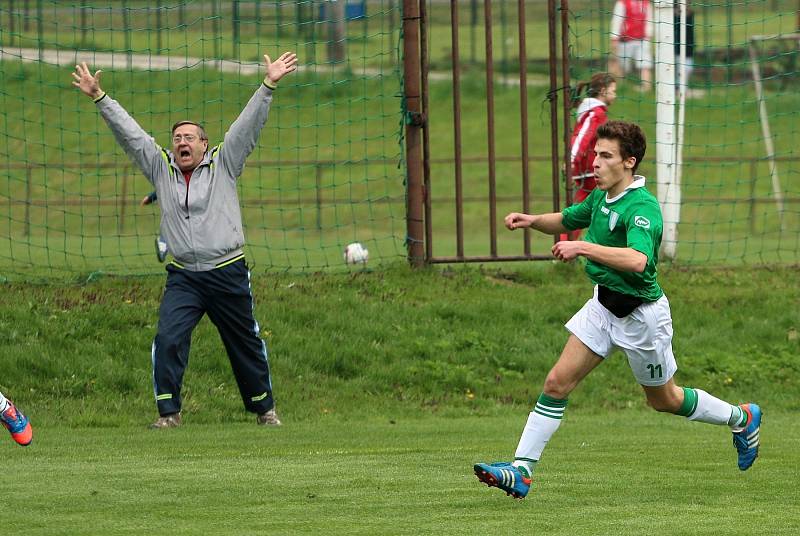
[571, 110, 596, 161]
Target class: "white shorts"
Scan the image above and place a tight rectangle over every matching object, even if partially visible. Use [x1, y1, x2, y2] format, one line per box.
[616, 39, 653, 72]
[565, 285, 677, 386]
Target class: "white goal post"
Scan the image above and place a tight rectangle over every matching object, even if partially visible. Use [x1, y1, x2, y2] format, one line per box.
[653, 0, 687, 261]
[748, 33, 799, 230]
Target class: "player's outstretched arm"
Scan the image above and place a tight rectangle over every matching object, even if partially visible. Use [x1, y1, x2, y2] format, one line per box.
[140, 192, 158, 206]
[71, 61, 165, 185]
[71, 62, 104, 100]
[219, 51, 299, 178]
[505, 211, 568, 235]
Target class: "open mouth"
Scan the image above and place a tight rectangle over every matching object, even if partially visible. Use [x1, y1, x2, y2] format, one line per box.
[180, 149, 191, 158]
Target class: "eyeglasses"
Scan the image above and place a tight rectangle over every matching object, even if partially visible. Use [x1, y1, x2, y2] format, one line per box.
[172, 134, 202, 143]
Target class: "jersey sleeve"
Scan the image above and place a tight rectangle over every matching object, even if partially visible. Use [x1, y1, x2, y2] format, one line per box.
[624, 199, 662, 261]
[610, 1, 625, 39]
[561, 188, 599, 230]
[218, 83, 274, 180]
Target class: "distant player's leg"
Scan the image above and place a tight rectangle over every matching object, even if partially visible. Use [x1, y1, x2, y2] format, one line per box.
[619, 41, 634, 77]
[475, 295, 611, 499]
[637, 40, 653, 92]
[621, 296, 761, 471]
[0, 391, 32, 446]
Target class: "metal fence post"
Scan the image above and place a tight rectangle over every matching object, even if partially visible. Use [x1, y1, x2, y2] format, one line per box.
[25, 167, 32, 237]
[403, 0, 425, 266]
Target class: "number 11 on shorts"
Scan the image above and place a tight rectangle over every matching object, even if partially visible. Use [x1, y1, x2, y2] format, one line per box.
[646, 363, 663, 379]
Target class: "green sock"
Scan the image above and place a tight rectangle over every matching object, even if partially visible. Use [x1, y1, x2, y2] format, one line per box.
[676, 387, 698, 417]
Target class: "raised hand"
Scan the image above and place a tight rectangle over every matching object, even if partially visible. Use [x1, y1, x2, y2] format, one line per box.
[264, 52, 298, 85]
[71, 62, 104, 99]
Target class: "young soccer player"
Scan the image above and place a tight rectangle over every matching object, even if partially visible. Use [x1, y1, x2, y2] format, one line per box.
[0, 391, 32, 446]
[474, 121, 761, 499]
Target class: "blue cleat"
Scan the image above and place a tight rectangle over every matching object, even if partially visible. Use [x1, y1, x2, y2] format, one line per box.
[732, 403, 761, 471]
[1, 400, 32, 446]
[474, 462, 531, 499]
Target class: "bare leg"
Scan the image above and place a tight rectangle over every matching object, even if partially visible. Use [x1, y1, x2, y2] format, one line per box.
[608, 45, 623, 80]
[640, 68, 652, 92]
[510, 335, 604, 474]
[641, 378, 684, 413]
[542, 334, 604, 398]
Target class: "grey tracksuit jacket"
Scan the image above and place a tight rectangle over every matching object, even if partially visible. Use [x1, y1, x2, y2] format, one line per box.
[96, 84, 274, 271]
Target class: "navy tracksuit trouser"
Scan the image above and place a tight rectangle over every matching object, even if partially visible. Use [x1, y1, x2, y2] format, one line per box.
[151, 258, 274, 416]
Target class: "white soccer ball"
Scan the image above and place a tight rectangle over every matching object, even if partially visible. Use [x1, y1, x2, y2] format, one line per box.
[344, 242, 369, 265]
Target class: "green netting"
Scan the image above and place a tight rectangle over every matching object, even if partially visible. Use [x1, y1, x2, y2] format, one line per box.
[569, 0, 799, 264]
[0, 1, 406, 280]
[2, 1, 798, 279]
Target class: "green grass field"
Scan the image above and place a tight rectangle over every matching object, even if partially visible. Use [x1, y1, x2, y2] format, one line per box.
[5, 412, 800, 535]
[2, 4, 799, 533]
[2, 263, 799, 534]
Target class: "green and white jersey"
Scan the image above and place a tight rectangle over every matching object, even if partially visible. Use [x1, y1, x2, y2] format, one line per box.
[561, 176, 663, 301]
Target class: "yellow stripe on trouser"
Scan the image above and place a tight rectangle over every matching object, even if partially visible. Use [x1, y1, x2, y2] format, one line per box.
[168, 254, 244, 271]
[215, 254, 245, 269]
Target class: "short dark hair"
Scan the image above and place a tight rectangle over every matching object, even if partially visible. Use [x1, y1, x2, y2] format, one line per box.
[171, 120, 208, 141]
[596, 120, 646, 173]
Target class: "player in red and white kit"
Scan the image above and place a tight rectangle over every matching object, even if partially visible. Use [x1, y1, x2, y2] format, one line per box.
[609, 0, 653, 91]
[561, 73, 617, 241]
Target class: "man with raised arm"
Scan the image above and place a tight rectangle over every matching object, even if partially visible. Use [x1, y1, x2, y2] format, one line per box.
[71, 52, 298, 428]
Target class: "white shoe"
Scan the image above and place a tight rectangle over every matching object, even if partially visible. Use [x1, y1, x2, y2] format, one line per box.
[256, 408, 282, 426]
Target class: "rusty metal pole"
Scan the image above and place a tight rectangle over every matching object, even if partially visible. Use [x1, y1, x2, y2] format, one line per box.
[547, 0, 561, 217]
[561, 0, 572, 209]
[517, 0, 531, 256]
[450, 0, 465, 259]
[484, 0, 498, 257]
[403, 0, 425, 266]
[420, 0, 432, 262]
